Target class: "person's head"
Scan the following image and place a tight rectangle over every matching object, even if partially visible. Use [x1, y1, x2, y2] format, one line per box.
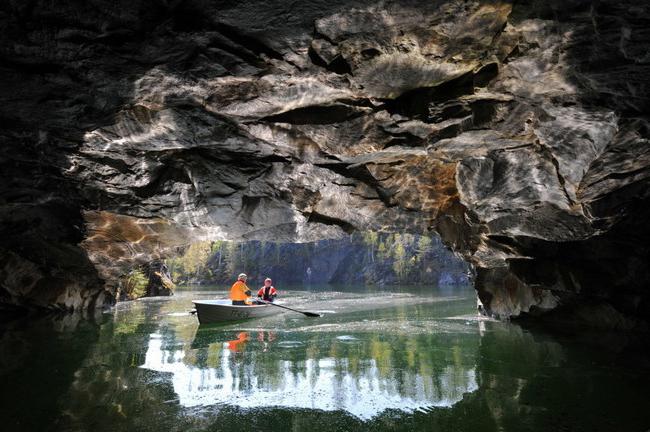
[238, 273, 247, 282]
[264, 277, 272, 286]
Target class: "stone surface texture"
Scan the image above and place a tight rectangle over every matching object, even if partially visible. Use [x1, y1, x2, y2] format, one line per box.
[0, 0, 648, 326]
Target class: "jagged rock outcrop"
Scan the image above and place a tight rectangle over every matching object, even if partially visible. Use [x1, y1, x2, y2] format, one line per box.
[145, 260, 175, 296]
[0, 1, 648, 326]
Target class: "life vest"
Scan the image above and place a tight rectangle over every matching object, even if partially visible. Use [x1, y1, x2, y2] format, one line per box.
[257, 285, 277, 301]
[230, 280, 250, 301]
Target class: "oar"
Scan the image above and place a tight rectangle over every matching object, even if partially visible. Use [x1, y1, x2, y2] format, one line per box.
[257, 299, 321, 317]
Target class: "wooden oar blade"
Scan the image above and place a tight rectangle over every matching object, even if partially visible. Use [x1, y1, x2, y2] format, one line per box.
[303, 311, 321, 317]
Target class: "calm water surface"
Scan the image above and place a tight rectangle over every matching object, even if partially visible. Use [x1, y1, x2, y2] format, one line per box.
[1, 284, 649, 432]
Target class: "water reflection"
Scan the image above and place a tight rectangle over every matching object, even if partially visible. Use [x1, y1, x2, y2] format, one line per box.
[3, 287, 649, 432]
[226, 331, 250, 352]
[140, 326, 478, 420]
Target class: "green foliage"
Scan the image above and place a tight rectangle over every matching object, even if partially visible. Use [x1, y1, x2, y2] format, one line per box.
[391, 239, 417, 281]
[362, 231, 379, 262]
[167, 241, 214, 283]
[210, 240, 224, 254]
[377, 241, 388, 258]
[121, 269, 148, 299]
[392, 243, 406, 278]
[416, 236, 432, 263]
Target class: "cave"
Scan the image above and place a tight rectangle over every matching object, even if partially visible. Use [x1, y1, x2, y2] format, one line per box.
[1, 0, 649, 332]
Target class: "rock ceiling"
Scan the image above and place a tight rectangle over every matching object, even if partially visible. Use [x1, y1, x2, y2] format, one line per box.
[0, 0, 648, 327]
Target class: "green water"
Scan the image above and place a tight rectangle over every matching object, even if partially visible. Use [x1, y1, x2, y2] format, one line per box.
[1, 285, 649, 432]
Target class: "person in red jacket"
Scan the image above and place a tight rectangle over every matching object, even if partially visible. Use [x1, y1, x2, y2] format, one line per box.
[257, 278, 278, 303]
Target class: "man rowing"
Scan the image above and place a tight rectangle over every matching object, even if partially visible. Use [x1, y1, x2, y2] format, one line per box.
[229, 273, 252, 305]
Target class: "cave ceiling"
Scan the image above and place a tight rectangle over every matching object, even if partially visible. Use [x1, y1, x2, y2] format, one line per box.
[0, 0, 648, 325]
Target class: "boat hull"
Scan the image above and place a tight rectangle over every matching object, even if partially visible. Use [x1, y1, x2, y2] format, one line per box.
[193, 300, 283, 324]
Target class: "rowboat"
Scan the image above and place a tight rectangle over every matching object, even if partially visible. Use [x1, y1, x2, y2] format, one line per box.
[192, 300, 285, 324]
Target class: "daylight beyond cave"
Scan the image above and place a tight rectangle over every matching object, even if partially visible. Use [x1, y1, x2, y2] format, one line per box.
[166, 233, 469, 287]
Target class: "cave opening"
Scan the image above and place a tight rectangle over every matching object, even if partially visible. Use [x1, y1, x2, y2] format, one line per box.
[119, 230, 473, 302]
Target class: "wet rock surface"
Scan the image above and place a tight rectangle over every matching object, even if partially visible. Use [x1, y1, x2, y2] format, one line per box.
[0, 0, 648, 326]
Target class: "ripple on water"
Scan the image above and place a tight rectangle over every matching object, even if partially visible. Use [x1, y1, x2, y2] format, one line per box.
[276, 341, 304, 348]
[335, 335, 359, 343]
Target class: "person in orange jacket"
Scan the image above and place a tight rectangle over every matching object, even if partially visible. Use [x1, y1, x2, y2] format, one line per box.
[230, 273, 252, 305]
[257, 277, 278, 303]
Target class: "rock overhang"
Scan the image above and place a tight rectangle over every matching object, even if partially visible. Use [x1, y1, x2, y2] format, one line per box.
[0, 0, 648, 328]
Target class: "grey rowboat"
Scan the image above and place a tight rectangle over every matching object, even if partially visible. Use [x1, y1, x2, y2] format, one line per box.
[192, 300, 285, 324]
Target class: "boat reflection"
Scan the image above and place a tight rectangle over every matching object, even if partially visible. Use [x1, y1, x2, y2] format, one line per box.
[141, 327, 479, 420]
[226, 331, 249, 353]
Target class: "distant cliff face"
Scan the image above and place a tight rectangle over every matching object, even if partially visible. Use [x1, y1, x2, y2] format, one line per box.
[0, 1, 648, 325]
[168, 234, 470, 287]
